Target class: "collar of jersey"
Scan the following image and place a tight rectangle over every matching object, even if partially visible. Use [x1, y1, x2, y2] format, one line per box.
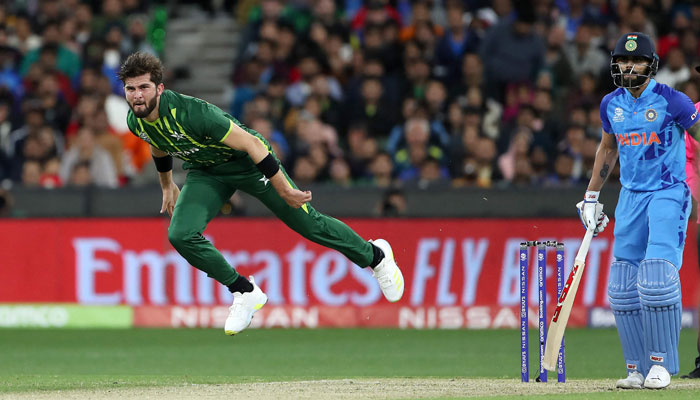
[624, 79, 657, 101]
[140, 90, 171, 126]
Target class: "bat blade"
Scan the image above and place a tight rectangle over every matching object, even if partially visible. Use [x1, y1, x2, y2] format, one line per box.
[542, 228, 594, 371]
[542, 259, 585, 371]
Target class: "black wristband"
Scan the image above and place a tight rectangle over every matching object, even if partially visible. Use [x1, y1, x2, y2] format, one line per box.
[153, 155, 173, 172]
[256, 153, 279, 179]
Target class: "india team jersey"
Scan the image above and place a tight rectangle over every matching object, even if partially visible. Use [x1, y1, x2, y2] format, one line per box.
[126, 90, 270, 170]
[600, 79, 699, 191]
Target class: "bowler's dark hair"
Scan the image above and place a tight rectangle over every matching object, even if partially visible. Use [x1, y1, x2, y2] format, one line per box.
[118, 52, 164, 85]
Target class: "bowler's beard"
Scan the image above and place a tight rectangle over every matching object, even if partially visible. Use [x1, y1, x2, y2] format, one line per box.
[131, 95, 158, 118]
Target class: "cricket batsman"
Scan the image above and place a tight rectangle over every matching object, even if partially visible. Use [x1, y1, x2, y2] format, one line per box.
[580, 33, 700, 389]
[118, 52, 404, 336]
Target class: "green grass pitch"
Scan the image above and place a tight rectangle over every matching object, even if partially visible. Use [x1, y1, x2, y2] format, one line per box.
[1, 328, 699, 399]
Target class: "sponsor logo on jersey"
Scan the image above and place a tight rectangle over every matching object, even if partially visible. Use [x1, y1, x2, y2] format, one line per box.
[644, 108, 657, 122]
[692, 111, 698, 121]
[614, 132, 660, 146]
[650, 355, 663, 362]
[167, 147, 200, 157]
[626, 363, 637, 370]
[613, 107, 625, 122]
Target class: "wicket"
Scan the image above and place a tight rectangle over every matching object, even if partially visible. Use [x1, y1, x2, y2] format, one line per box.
[520, 240, 566, 383]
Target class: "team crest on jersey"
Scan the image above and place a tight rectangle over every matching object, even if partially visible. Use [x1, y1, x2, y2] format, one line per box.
[625, 40, 637, 51]
[613, 107, 624, 122]
[644, 108, 657, 122]
[138, 131, 151, 144]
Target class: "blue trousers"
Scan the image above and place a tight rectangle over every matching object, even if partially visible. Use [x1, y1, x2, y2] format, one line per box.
[613, 183, 690, 267]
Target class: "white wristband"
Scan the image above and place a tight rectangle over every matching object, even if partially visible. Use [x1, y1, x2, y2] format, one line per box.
[584, 191, 600, 202]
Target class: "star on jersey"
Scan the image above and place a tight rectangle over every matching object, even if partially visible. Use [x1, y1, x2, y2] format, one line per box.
[259, 176, 270, 186]
[170, 131, 187, 140]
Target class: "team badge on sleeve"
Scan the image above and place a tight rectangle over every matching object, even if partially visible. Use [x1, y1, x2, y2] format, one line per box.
[644, 109, 657, 122]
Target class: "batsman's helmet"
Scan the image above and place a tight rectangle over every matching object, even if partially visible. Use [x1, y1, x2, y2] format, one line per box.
[610, 32, 658, 89]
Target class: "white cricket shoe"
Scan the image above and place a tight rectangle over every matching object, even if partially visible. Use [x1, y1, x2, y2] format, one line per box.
[616, 371, 644, 389]
[370, 239, 404, 302]
[644, 365, 671, 389]
[224, 276, 268, 336]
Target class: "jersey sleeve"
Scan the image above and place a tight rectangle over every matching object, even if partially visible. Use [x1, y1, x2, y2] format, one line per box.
[668, 90, 699, 130]
[196, 101, 235, 142]
[599, 93, 613, 133]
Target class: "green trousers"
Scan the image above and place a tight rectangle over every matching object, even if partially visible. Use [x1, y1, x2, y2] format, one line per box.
[167, 161, 374, 286]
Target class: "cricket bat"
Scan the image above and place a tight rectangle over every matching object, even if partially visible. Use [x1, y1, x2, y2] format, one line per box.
[542, 226, 595, 371]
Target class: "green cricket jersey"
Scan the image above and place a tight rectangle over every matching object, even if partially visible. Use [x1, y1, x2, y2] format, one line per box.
[126, 90, 270, 170]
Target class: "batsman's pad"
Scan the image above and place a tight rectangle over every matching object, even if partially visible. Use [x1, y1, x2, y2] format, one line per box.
[608, 261, 644, 374]
[638, 259, 682, 375]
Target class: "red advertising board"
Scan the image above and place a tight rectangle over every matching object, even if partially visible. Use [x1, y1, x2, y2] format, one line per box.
[0, 218, 698, 328]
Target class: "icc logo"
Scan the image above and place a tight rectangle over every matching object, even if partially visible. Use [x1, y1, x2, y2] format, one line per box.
[557, 254, 563, 262]
[520, 253, 526, 261]
[538, 253, 544, 261]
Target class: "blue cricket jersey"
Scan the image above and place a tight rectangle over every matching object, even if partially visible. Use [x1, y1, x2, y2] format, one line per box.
[600, 79, 699, 191]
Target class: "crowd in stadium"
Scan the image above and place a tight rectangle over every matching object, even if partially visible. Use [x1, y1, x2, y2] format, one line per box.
[0, 0, 699, 191]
